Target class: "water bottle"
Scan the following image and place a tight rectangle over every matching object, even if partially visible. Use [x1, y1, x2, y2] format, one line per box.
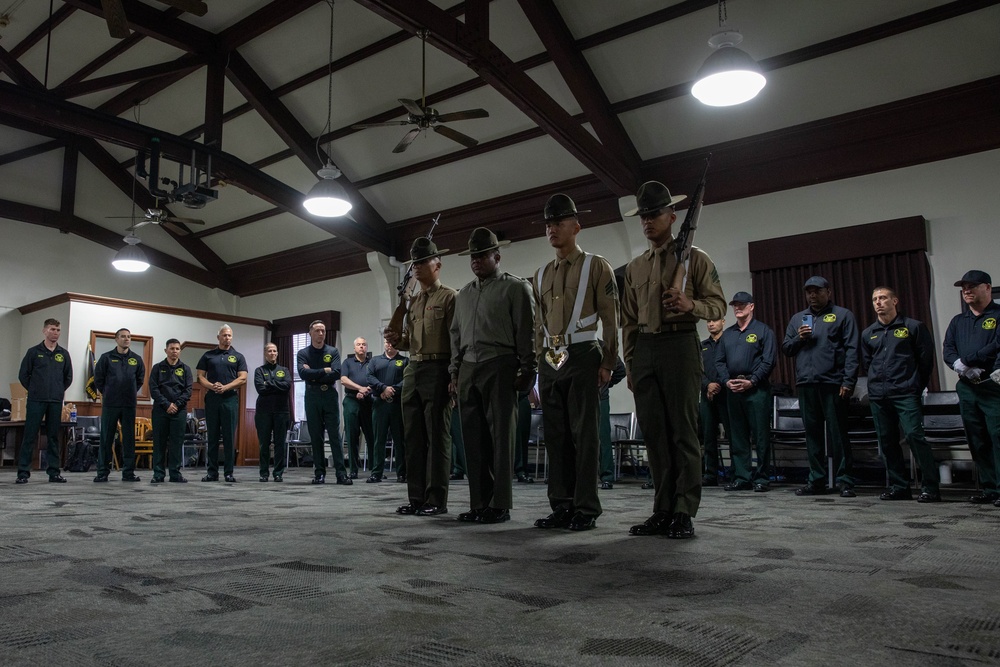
[69, 405, 77, 423]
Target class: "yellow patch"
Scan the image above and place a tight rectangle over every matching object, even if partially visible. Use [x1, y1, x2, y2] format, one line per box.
[984, 318, 997, 330]
[174, 368, 185, 376]
[395, 360, 404, 367]
[745, 333, 758, 343]
[822, 313, 837, 323]
[127, 357, 138, 365]
[276, 370, 286, 378]
[323, 354, 333, 363]
[893, 328, 909, 339]
[54, 353, 64, 362]
[227, 355, 237, 363]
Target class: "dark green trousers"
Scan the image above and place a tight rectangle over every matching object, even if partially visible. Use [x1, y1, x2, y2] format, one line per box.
[99, 405, 136, 477]
[727, 387, 772, 486]
[539, 342, 602, 518]
[700, 390, 730, 475]
[514, 392, 531, 475]
[458, 356, 518, 510]
[598, 398, 614, 483]
[956, 379, 1000, 494]
[343, 396, 373, 474]
[371, 399, 404, 477]
[632, 332, 702, 517]
[304, 388, 343, 479]
[17, 400, 62, 478]
[451, 409, 466, 475]
[798, 383, 854, 488]
[256, 410, 289, 478]
[870, 395, 939, 493]
[401, 360, 452, 507]
[204, 392, 238, 476]
[151, 405, 186, 479]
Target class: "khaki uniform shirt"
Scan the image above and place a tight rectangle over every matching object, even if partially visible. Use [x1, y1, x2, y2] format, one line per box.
[398, 279, 457, 357]
[532, 246, 619, 370]
[621, 240, 725, 366]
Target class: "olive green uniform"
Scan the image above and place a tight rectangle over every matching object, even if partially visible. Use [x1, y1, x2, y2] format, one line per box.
[622, 241, 725, 518]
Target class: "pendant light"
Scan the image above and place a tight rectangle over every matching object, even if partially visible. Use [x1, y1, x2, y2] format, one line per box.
[303, 0, 352, 217]
[691, 1, 766, 107]
[112, 234, 150, 272]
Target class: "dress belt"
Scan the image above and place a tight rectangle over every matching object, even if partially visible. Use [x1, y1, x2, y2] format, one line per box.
[411, 353, 449, 361]
[637, 322, 698, 333]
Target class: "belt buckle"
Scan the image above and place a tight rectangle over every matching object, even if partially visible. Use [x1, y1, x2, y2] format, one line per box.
[549, 334, 564, 348]
[320, 384, 328, 392]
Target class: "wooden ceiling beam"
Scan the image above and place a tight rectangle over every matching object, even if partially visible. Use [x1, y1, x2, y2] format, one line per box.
[61, 0, 216, 53]
[53, 54, 205, 99]
[218, 0, 324, 52]
[9, 5, 77, 59]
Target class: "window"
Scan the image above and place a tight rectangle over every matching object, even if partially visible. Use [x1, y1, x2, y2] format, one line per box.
[291, 331, 311, 419]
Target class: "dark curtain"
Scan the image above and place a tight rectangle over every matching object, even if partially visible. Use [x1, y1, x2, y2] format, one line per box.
[748, 217, 936, 392]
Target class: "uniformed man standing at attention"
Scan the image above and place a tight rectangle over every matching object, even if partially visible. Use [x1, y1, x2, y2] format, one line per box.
[148, 338, 193, 484]
[94, 328, 146, 483]
[15, 318, 72, 484]
[942, 270, 1000, 506]
[449, 227, 537, 524]
[622, 182, 725, 539]
[341, 337, 375, 479]
[366, 337, 408, 483]
[254, 342, 292, 482]
[532, 194, 619, 532]
[700, 317, 730, 486]
[386, 237, 457, 516]
[297, 320, 350, 485]
[196, 325, 248, 483]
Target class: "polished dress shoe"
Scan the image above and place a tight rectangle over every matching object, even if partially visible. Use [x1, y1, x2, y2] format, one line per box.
[366, 474, 382, 483]
[151, 476, 165, 484]
[416, 504, 447, 516]
[224, 474, 237, 483]
[516, 473, 535, 484]
[122, 474, 140, 482]
[724, 480, 753, 491]
[917, 491, 941, 503]
[969, 492, 1000, 504]
[336, 475, 353, 486]
[641, 480, 654, 490]
[457, 509, 483, 522]
[600, 481, 614, 490]
[396, 503, 418, 515]
[794, 483, 825, 496]
[15, 476, 29, 484]
[879, 487, 913, 501]
[272, 475, 282, 483]
[349, 471, 358, 479]
[94, 474, 109, 483]
[629, 511, 672, 536]
[994, 498, 1000, 508]
[396, 474, 407, 483]
[702, 474, 718, 487]
[753, 483, 769, 493]
[312, 475, 325, 485]
[259, 475, 269, 482]
[568, 512, 597, 531]
[169, 476, 188, 483]
[534, 506, 574, 529]
[666, 512, 695, 539]
[449, 472, 465, 481]
[837, 485, 857, 498]
[479, 507, 511, 524]
[201, 474, 219, 482]
[49, 475, 67, 483]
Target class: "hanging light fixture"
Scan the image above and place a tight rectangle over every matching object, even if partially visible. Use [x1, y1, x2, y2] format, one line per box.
[691, 0, 766, 107]
[303, 0, 352, 218]
[112, 234, 150, 272]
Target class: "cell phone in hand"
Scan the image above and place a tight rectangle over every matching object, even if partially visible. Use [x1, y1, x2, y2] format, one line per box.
[802, 313, 814, 328]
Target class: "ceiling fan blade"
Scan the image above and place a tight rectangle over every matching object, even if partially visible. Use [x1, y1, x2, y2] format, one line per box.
[351, 121, 412, 129]
[434, 125, 478, 149]
[131, 220, 153, 230]
[161, 221, 190, 236]
[155, 0, 208, 16]
[106, 215, 138, 219]
[393, 128, 421, 154]
[435, 109, 490, 123]
[165, 216, 205, 225]
[100, 0, 130, 39]
[399, 98, 425, 117]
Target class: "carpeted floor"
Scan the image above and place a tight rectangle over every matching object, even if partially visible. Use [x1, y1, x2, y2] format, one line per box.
[1, 467, 999, 666]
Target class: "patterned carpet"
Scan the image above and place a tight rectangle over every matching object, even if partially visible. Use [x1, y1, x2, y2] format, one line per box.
[1, 468, 999, 666]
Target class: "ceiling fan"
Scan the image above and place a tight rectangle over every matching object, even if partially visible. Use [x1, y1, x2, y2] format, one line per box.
[100, 0, 208, 39]
[351, 30, 490, 153]
[108, 203, 206, 236]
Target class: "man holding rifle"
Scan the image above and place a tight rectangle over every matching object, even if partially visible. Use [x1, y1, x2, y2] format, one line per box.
[622, 179, 725, 539]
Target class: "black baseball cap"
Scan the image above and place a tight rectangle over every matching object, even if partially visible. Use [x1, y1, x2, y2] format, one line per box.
[803, 276, 830, 289]
[954, 270, 992, 287]
[729, 291, 754, 305]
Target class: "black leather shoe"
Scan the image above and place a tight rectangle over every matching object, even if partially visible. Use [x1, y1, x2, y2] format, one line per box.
[449, 472, 465, 480]
[201, 474, 219, 482]
[366, 474, 382, 483]
[396, 474, 406, 483]
[312, 475, 325, 485]
[702, 474, 718, 487]
[516, 473, 535, 484]
[396, 503, 418, 515]
[641, 480, 654, 490]
[917, 491, 941, 503]
[349, 471, 358, 479]
[994, 498, 1000, 508]
[724, 481, 753, 491]
[151, 476, 165, 484]
[600, 481, 613, 490]
[534, 506, 574, 529]
[15, 476, 28, 484]
[122, 474, 140, 482]
[259, 475, 269, 482]
[794, 483, 825, 496]
[336, 475, 353, 486]
[629, 511, 672, 536]
[224, 474, 236, 483]
[568, 512, 597, 531]
[753, 483, 770, 492]
[49, 475, 67, 483]
[169, 476, 188, 483]
[666, 512, 695, 539]
[479, 507, 511, 524]
[838, 485, 857, 498]
[94, 474, 109, 483]
[969, 492, 1000, 504]
[272, 475, 282, 482]
[416, 504, 447, 516]
[879, 487, 913, 501]
[458, 509, 482, 522]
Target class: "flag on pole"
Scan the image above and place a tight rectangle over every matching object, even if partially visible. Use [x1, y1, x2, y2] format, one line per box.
[84, 343, 100, 401]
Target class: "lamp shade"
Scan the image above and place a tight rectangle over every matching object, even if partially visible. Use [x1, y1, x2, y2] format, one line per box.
[303, 164, 352, 217]
[112, 235, 150, 272]
[691, 44, 766, 107]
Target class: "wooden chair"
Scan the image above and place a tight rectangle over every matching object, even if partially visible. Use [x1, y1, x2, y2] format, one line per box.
[133, 417, 154, 468]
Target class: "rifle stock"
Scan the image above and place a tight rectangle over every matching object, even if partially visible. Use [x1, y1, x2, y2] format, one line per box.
[383, 214, 441, 338]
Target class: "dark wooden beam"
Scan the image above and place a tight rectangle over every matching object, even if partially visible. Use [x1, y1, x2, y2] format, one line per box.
[60, 143, 79, 218]
[0, 45, 44, 89]
[59, 29, 157, 89]
[218, 0, 323, 52]
[53, 54, 205, 99]
[227, 238, 370, 297]
[9, 5, 77, 59]
[61, 0, 216, 53]
[203, 56, 226, 148]
[0, 139, 63, 167]
[191, 207, 283, 239]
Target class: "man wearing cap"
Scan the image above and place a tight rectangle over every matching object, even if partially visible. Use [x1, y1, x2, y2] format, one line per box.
[449, 227, 536, 524]
[622, 182, 725, 539]
[861, 287, 938, 502]
[197, 325, 248, 483]
[942, 270, 1000, 505]
[715, 293, 776, 492]
[298, 320, 349, 485]
[700, 316, 729, 486]
[781, 277, 860, 497]
[532, 194, 619, 532]
[366, 337, 408, 483]
[386, 237, 457, 517]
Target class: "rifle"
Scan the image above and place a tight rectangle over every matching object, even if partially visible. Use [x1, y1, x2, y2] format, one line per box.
[384, 213, 441, 338]
[668, 155, 711, 294]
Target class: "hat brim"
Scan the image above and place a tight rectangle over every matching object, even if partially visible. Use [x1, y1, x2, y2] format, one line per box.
[404, 248, 450, 264]
[623, 194, 687, 217]
[954, 280, 983, 287]
[457, 240, 511, 256]
[531, 209, 590, 224]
